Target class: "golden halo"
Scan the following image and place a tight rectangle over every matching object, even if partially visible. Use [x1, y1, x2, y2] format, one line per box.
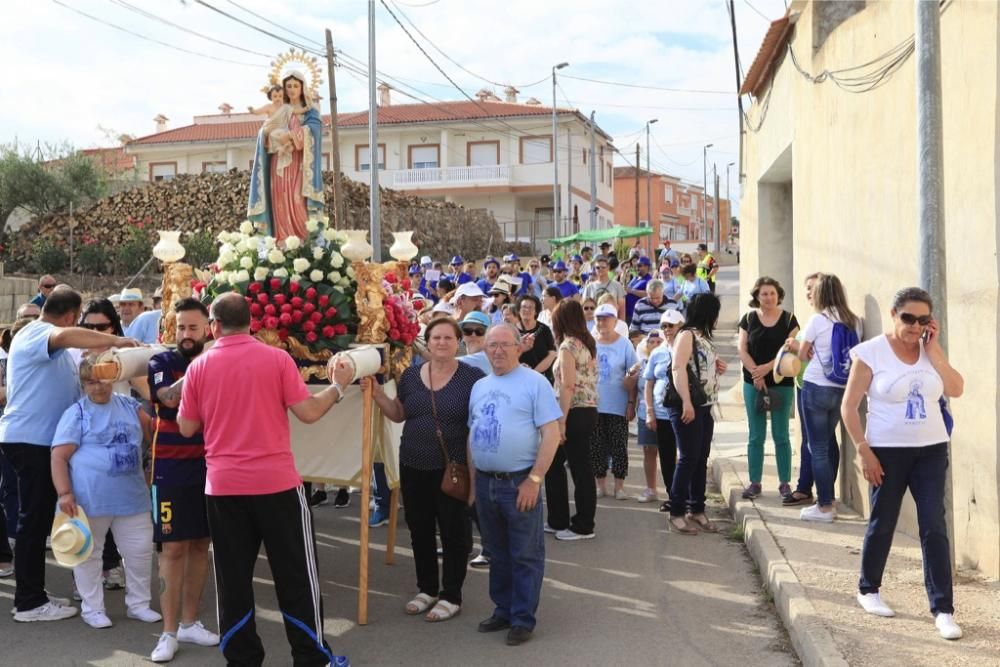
[264, 49, 323, 100]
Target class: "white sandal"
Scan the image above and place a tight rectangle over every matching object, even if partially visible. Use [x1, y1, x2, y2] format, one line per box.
[424, 599, 461, 622]
[405, 593, 437, 615]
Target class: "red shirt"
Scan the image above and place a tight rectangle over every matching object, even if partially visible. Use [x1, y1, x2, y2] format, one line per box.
[178, 334, 310, 496]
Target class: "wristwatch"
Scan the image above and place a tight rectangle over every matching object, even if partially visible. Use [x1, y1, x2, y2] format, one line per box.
[528, 473, 542, 484]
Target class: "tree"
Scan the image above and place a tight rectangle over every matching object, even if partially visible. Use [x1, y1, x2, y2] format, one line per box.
[0, 143, 107, 233]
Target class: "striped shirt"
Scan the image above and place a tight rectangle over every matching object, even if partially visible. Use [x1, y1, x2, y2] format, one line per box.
[629, 297, 674, 336]
[148, 350, 206, 486]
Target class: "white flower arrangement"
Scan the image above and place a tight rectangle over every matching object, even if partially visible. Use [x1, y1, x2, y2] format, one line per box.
[313, 247, 325, 260]
[310, 269, 324, 282]
[254, 266, 269, 281]
[292, 257, 310, 274]
[327, 271, 341, 283]
[268, 249, 286, 265]
[273, 267, 289, 278]
[284, 236, 302, 251]
[329, 252, 345, 269]
[305, 219, 319, 233]
[234, 269, 250, 283]
[239, 256, 254, 269]
[240, 220, 255, 235]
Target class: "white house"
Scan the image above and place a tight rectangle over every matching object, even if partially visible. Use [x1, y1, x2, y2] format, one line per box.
[126, 87, 616, 253]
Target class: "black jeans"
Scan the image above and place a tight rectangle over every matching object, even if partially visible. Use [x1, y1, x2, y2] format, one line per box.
[0, 443, 57, 611]
[655, 418, 678, 492]
[667, 406, 715, 517]
[206, 486, 334, 667]
[859, 443, 953, 615]
[0, 448, 16, 563]
[400, 464, 472, 605]
[544, 407, 598, 534]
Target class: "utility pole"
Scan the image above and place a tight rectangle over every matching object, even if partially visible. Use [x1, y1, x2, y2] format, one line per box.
[645, 119, 658, 231]
[325, 29, 345, 229]
[567, 127, 573, 233]
[551, 62, 569, 238]
[367, 0, 380, 261]
[726, 161, 735, 246]
[713, 168, 721, 254]
[589, 111, 597, 230]
[634, 143, 640, 230]
[702, 143, 713, 243]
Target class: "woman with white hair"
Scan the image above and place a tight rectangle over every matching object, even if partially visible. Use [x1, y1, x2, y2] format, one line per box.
[642, 309, 687, 512]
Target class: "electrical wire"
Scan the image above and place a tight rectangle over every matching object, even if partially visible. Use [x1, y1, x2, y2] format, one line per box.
[560, 74, 732, 95]
[192, 0, 324, 56]
[742, 0, 771, 22]
[222, 0, 325, 49]
[49, 0, 265, 67]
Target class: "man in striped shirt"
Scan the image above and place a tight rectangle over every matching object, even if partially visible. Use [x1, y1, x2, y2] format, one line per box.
[629, 280, 675, 339]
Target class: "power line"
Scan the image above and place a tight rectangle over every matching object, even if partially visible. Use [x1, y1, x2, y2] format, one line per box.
[192, 0, 324, 56]
[742, 0, 772, 22]
[222, 0, 324, 49]
[560, 74, 732, 95]
[107, 0, 274, 58]
[49, 0, 265, 67]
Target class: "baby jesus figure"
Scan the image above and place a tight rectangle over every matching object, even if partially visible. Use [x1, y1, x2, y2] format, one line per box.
[249, 84, 312, 174]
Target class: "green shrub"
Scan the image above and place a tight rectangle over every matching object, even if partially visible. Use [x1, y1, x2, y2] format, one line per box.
[115, 225, 153, 275]
[76, 242, 110, 275]
[32, 237, 68, 274]
[184, 229, 219, 269]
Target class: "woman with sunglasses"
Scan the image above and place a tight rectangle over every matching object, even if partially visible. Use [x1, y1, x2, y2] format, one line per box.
[546, 300, 599, 540]
[458, 311, 492, 375]
[796, 274, 861, 523]
[840, 287, 963, 639]
[487, 282, 513, 326]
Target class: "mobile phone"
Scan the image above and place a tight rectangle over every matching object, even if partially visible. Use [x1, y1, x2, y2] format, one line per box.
[921, 329, 930, 341]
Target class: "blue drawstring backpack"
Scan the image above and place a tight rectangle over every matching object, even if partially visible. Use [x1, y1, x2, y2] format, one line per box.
[821, 315, 860, 385]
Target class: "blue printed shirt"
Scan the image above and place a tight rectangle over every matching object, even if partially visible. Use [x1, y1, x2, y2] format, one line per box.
[643, 345, 674, 420]
[595, 336, 637, 416]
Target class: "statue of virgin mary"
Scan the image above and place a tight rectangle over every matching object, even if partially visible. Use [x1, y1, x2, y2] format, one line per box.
[247, 71, 324, 241]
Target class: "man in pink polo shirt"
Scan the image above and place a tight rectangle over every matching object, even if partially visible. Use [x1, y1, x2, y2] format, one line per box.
[178, 293, 354, 667]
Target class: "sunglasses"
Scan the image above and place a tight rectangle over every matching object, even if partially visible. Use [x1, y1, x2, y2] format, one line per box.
[583, 306, 595, 311]
[899, 313, 932, 326]
[462, 327, 486, 337]
[41, 283, 57, 289]
[660, 323, 679, 329]
[81, 322, 113, 332]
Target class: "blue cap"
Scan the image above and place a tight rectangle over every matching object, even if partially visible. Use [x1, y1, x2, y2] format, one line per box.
[508, 253, 519, 261]
[571, 254, 583, 263]
[461, 311, 491, 329]
[484, 258, 500, 268]
[638, 256, 652, 267]
[669, 258, 680, 268]
[450, 255, 464, 265]
[551, 260, 568, 271]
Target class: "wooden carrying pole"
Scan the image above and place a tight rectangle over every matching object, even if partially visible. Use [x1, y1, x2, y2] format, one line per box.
[357, 376, 374, 625]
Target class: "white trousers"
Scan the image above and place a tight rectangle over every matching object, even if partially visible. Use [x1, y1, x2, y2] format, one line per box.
[73, 512, 153, 615]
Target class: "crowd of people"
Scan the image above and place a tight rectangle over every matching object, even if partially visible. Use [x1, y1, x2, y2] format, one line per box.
[0, 245, 966, 665]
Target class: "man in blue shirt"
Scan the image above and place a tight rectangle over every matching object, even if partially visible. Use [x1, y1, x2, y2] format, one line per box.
[548, 261, 579, 299]
[448, 256, 473, 285]
[118, 288, 162, 344]
[477, 258, 501, 294]
[1, 287, 137, 622]
[657, 239, 679, 266]
[468, 324, 561, 646]
[28, 275, 56, 308]
[625, 256, 653, 323]
[504, 255, 533, 297]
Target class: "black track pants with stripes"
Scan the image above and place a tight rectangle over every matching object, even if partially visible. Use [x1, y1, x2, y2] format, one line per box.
[207, 486, 335, 667]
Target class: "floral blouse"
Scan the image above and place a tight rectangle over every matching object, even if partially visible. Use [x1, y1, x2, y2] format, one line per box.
[553, 336, 598, 409]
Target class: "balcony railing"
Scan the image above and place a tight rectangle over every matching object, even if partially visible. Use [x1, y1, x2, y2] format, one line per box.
[390, 164, 511, 188]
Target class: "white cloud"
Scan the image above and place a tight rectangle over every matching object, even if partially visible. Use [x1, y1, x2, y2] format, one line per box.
[2, 0, 786, 213]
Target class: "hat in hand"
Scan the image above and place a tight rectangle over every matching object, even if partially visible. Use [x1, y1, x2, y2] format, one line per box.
[51, 506, 94, 568]
[773, 347, 802, 383]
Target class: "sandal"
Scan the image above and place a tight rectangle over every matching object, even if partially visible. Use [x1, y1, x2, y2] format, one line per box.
[667, 516, 698, 535]
[405, 593, 437, 615]
[782, 491, 813, 506]
[424, 599, 461, 622]
[686, 513, 719, 533]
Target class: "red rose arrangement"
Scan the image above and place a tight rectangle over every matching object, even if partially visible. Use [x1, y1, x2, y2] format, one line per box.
[383, 294, 420, 346]
[241, 277, 354, 351]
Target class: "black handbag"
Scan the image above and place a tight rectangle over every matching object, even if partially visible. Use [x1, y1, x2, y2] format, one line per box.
[663, 339, 708, 408]
[754, 386, 781, 414]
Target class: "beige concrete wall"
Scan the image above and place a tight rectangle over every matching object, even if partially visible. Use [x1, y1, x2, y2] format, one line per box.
[740, 1, 1000, 575]
[0, 277, 40, 324]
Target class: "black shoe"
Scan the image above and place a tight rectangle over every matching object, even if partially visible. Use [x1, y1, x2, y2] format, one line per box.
[309, 490, 328, 507]
[658, 500, 671, 513]
[478, 615, 510, 633]
[333, 488, 351, 508]
[506, 626, 533, 646]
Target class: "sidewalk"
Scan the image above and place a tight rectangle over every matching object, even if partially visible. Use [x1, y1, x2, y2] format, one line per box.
[710, 377, 1000, 667]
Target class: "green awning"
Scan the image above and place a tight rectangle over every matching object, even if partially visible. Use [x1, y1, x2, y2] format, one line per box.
[550, 225, 653, 246]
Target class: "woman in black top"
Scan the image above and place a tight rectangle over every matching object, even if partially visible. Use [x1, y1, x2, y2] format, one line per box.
[516, 294, 557, 383]
[364, 317, 484, 622]
[737, 277, 800, 500]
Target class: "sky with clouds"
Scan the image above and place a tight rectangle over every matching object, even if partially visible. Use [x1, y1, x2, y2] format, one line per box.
[3, 0, 788, 212]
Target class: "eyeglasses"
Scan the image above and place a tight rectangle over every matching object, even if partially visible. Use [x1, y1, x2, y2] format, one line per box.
[81, 322, 113, 332]
[41, 283, 56, 289]
[583, 306, 595, 311]
[462, 327, 486, 337]
[899, 313, 932, 326]
[486, 342, 519, 351]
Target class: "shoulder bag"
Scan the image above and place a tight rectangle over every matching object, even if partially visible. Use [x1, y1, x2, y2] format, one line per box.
[663, 333, 708, 408]
[428, 364, 470, 501]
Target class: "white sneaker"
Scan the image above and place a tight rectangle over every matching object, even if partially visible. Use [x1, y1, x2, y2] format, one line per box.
[151, 633, 179, 662]
[595, 486, 606, 499]
[614, 489, 629, 501]
[857, 592, 896, 617]
[635, 488, 658, 503]
[103, 566, 125, 590]
[10, 593, 73, 617]
[127, 607, 163, 623]
[543, 525, 557, 534]
[799, 504, 836, 523]
[554, 529, 595, 541]
[935, 613, 962, 640]
[82, 610, 113, 629]
[72, 583, 82, 601]
[177, 620, 220, 646]
[13, 601, 78, 622]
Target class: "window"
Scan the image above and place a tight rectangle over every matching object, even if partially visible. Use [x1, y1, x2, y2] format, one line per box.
[355, 144, 385, 171]
[664, 185, 673, 203]
[582, 148, 587, 165]
[519, 136, 551, 164]
[606, 163, 612, 185]
[149, 162, 177, 182]
[322, 152, 330, 170]
[408, 144, 440, 169]
[201, 161, 227, 174]
[467, 141, 500, 166]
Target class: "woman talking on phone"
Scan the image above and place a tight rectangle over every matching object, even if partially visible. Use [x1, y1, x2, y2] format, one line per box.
[841, 287, 963, 640]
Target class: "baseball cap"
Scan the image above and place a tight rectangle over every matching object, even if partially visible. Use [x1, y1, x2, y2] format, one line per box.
[484, 258, 500, 268]
[540, 254, 551, 264]
[461, 311, 491, 329]
[450, 255, 464, 265]
[431, 301, 455, 315]
[420, 255, 432, 266]
[571, 254, 583, 263]
[594, 303, 617, 319]
[638, 256, 651, 266]
[508, 253, 519, 261]
[697, 243, 708, 251]
[551, 260, 568, 271]
[670, 258, 680, 268]
[450, 282, 486, 303]
[660, 309, 686, 326]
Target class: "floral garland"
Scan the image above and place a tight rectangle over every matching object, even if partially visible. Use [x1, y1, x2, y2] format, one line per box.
[202, 216, 357, 354]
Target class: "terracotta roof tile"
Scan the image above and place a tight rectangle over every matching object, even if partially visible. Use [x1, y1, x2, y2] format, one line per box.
[130, 100, 577, 146]
[740, 15, 793, 97]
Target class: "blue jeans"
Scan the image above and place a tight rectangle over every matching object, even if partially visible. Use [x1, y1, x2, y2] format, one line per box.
[859, 443, 953, 615]
[794, 388, 813, 494]
[475, 470, 545, 630]
[801, 382, 844, 506]
[372, 462, 390, 514]
[667, 405, 714, 517]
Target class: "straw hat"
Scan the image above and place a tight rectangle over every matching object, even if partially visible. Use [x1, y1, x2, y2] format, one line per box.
[51, 506, 94, 568]
[773, 347, 802, 383]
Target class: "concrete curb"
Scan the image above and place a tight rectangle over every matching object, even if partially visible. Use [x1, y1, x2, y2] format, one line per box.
[711, 457, 850, 667]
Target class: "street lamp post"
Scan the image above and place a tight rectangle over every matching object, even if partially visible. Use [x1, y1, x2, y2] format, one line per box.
[645, 119, 658, 235]
[702, 143, 713, 243]
[552, 62, 569, 240]
[726, 161, 735, 246]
